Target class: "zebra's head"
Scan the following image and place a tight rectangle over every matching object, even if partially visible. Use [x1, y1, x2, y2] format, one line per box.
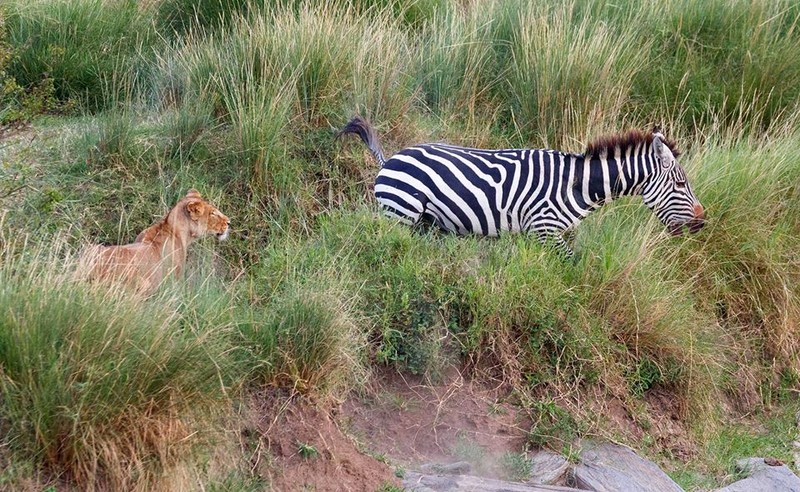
[642, 132, 705, 235]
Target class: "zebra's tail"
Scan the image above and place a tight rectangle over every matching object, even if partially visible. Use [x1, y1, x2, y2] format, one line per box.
[338, 115, 386, 167]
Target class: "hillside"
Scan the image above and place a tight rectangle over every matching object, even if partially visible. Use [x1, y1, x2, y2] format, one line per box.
[2, 0, 800, 490]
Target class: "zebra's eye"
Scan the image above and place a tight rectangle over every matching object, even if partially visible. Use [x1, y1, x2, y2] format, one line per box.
[675, 179, 687, 189]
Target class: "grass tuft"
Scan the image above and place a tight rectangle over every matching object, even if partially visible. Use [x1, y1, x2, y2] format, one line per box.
[0, 236, 237, 490]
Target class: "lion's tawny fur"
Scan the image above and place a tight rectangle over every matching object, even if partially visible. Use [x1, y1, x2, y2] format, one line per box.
[80, 189, 230, 295]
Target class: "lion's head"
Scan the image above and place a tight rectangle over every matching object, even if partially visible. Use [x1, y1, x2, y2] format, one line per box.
[135, 190, 230, 244]
[180, 189, 230, 241]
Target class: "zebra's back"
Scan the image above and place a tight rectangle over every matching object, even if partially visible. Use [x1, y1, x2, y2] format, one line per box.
[375, 143, 572, 236]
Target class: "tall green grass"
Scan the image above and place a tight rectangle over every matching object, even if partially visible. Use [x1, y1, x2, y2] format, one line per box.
[4, 0, 157, 111]
[158, 2, 415, 124]
[144, 2, 421, 236]
[5, 0, 800, 139]
[0, 238, 238, 489]
[155, 0, 267, 37]
[647, 0, 800, 133]
[668, 133, 800, 374]
[504, 3, 652, 146]
[414, 6, 495, 116]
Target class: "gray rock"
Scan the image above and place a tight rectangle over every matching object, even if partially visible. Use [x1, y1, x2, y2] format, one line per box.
[403, 470, 583, 491]
[404, 471, 459, 491]
[528, 450, 570, 485]
[571, 442, 684, 492]
[715, 457, 800, 492]
[419, 461, 472, 475]
[793, 441, 800, 470]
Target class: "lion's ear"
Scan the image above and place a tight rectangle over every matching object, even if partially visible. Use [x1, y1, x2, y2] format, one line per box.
[185, 200, 205, 220]
[186, 189, 202, 199]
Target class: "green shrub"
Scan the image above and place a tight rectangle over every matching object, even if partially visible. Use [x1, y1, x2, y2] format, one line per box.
[4, 0, 157, 111]
[0, 11, 61, 124]
[527, 400, 580, 450]
[155, 0, 266, 37]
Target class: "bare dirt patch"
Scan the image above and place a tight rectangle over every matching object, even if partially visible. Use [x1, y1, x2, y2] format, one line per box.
[340, 366, 532, 478]
[643, 388, 699, 461]
[249, 389, 400, 491]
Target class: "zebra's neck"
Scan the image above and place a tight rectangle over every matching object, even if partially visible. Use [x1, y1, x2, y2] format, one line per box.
[574, 143, 656, 209]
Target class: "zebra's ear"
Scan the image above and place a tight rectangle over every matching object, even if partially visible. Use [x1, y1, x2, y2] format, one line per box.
[653, 134, 664, 153]
[653, 134, 673, 168]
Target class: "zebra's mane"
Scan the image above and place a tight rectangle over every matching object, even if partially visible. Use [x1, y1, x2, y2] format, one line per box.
[583, 129, 681, 158]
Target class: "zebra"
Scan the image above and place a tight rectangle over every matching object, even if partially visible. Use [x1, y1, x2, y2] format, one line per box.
[338, 116, 704, 257]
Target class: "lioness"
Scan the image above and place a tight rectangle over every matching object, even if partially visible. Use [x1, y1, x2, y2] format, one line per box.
[80, 189, 230, 295]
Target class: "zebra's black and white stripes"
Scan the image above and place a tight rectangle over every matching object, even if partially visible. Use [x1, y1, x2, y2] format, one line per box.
[340, 116, 704, 256]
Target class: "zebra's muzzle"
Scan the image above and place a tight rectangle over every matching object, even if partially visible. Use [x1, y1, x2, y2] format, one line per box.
[687, 217, 705, 234]
[668, 222, 685, 236]
[668, 218, 705, 236]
